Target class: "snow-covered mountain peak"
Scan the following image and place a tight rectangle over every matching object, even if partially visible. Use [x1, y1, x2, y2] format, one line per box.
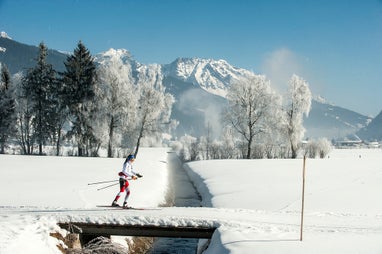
[314, 95, 327, 104]
[96, 48, 132, 62]
[313, 95, 335, 106]
[0, 32, 11, 52]
[94, 48, 164, 87]
[93, 51, 260, 97]
[164, 57, 257, 97]
[103, 48, 131, 57]
[0, 31, 12, 40]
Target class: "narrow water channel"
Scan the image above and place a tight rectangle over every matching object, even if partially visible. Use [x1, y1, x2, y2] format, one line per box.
[148, 152, 202, 254]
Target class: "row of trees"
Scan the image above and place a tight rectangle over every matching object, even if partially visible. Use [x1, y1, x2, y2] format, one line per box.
[172, 74, 331, 160]
[0, 42, 175, 157]
[0, 64, 15, 154]
[173, 134, 331, 161]
[0, 41, 329, 159]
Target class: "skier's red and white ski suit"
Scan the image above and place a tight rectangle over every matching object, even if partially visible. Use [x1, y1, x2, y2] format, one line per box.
[113, 161, 138, 204]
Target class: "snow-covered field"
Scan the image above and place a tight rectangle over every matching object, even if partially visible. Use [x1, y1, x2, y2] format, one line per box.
[186, 149, 382, 253]
[0, 148, 382, 253]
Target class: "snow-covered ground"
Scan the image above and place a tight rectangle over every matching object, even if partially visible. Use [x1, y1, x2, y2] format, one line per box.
[185, 149, 382, 253]
[0, 148, 381, 253]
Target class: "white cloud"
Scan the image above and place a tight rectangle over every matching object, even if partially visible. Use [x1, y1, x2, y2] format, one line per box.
[261, 48, 303, 94]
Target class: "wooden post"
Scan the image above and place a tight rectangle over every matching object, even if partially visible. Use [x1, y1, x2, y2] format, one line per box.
[300, 155, 306, 241]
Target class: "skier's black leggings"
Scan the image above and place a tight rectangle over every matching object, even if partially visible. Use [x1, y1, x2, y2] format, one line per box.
[119, 178, 129, 191]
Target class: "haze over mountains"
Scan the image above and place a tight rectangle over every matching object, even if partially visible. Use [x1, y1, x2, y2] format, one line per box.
[1, 32, 378, 141]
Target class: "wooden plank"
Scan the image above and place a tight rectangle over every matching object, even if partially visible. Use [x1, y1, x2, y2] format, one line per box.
[58, 222, 216, 239]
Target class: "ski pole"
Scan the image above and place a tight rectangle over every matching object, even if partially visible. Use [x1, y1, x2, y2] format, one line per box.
[97, 182, 119, 191]
[88, 179, 119, 185]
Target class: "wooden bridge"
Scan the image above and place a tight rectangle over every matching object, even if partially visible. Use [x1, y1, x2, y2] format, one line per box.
[58, 221, 216, 245]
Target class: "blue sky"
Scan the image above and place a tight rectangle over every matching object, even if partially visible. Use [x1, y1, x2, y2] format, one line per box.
[1, 0, 382, 116]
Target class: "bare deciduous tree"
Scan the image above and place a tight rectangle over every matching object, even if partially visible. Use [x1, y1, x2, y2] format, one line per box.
[224, 76, 279, 159]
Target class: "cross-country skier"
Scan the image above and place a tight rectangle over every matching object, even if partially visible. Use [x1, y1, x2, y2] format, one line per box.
[111, 154, 142, 208]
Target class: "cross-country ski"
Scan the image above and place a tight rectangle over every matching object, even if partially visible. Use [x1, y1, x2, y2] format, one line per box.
[96, 205, 162, 211]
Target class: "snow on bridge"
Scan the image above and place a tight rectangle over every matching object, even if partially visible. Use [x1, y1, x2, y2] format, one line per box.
[54, 206, 281, 234]
[4, 205, 286, 243]
[57, 207, 219, 241]
[1, 205, 281, 249]
[3, 205, 306, 236]
[54, 206, 260, 236]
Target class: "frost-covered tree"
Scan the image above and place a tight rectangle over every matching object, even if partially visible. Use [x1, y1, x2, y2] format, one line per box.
[0, 65, 16, 153]
[204, 127, 239, 160]
[224, 75, 280, 159]
[175, 134, 198, 161]
[61, 41, 98, 156]
[23, 42, 57, 155]
[284, 74, 312, 158]
[305, 138, 332, 158]
[14, 72, 35, 155]
[219, 127, 238, 159]
[95, 53, 137, 157]
[133, 80, 174, 157]
[198, 123, 213, 160]
[316, 138, 332, 158]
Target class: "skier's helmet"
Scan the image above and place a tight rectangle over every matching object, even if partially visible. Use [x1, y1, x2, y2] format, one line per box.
[127, 154, 135, 161]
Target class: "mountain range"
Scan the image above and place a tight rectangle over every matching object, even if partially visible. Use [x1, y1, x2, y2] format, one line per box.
[357, 111, 382, 141]
[0, 32, 66, 74]
[1, 32, 378, 141]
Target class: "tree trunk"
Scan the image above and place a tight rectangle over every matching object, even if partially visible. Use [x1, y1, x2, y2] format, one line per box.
[246, 141, 251, 159]
[107, 117, 115, 158]
[134, 124, 144, 159]
[134, 112, 148, 159]
[134, 133, 142, 159]
[107, 140, 112, 158]
[246, 121, 253, 159]
[0, 143, 4, 154]
[78, 145, 83, 157]
[38, 103, 43, 155]
[55, 128, 62, 156]
[290, 139, 297, 159]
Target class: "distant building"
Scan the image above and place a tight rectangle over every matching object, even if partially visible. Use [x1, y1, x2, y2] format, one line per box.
[333, 134, 366, 148]
[365, 141, 380, 148]
[335, 139, 363, 147]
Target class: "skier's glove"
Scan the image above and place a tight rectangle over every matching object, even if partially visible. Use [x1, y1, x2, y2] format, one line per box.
[136, 173, 143, 178]
[132, 175, 138, 180]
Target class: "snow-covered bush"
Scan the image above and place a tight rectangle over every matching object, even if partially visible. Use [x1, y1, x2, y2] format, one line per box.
[171, 135, 198, 161]
[305, 138, 332, 158]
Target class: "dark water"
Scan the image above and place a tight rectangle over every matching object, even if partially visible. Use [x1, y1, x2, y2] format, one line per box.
[148, 153, 203, 254]
[149, 238, 199, 254]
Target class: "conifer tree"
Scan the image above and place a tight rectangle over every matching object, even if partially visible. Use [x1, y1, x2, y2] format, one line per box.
[61, 41, 98, 156]
[49, 75, 67, 156]
[0, 64, 16, 153]
[23, 42, 57, 155]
